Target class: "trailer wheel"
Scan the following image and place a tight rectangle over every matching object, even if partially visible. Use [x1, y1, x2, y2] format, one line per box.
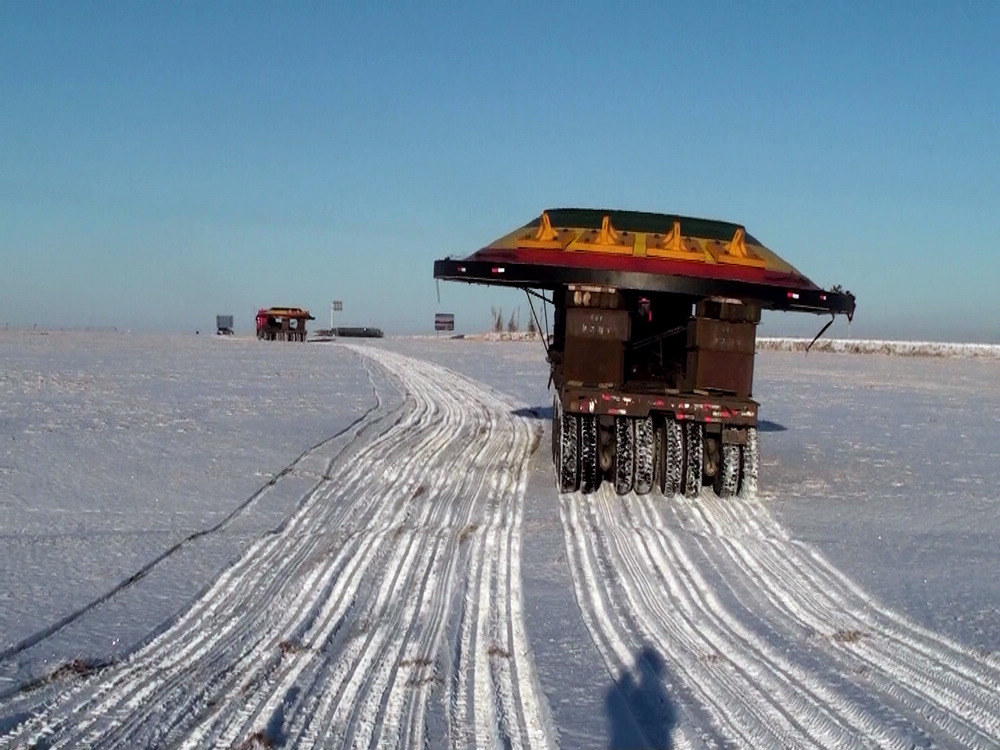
[739, 427, 759, 497]
[652, 421, 665, 494]
[662, 418, 683, 496]
[554, 398, 580, 493]
[634, 416, 654, 495]
[613, 417, 635, 495]
[683, 422, 703, 498]
[714, 443, 741, 497]
[579, 414, 601, 494]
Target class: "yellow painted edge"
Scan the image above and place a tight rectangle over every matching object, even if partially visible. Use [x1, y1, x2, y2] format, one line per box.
[517, 229, 577, 250]
[704, 238, 767, 267]
[570, 241, 636, 255]
[647, 247, 713, 262]
[716, 254, 768, 268]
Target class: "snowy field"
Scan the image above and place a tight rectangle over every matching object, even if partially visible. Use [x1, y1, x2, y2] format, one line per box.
[1, 330, 999, 748]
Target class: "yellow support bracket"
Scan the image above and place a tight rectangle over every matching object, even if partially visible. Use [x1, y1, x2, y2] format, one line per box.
[707, 227, 767, 268]
[596, 215, 619, 245]
[517, 211, 576, 249]
[570, 215, 635, 255]
[646, 220, 713, 262]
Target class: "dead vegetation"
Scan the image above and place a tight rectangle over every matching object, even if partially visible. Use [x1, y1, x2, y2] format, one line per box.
[278, 640, 308, 656]
[235, 730, 276, 749]
[458, 523, 479, 544]
[832, 629, 866, 644]
[487, 644, 511, 659]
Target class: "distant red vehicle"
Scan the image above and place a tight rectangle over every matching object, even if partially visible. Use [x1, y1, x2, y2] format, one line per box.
[256, 307, 315, 342]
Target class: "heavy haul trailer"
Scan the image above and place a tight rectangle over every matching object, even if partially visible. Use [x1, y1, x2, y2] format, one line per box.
[433, 208, 855, 497]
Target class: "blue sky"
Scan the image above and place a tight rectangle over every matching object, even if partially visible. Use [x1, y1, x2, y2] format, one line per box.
[2, 2, 998, 341]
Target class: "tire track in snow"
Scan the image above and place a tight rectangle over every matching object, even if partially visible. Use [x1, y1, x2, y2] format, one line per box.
[676, 491, 1000, 745]
[561, 485, 1000, 749]
[0, 359, 387, 674]
[0, 346, 553, 750]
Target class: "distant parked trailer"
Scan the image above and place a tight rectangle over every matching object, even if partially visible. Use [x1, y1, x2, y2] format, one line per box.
[256, 307, 315, 342]
[335, 327, 384, 338]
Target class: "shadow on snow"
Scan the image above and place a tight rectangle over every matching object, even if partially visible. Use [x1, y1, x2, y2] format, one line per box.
[605, 645, 677, 750]
[511, 406, 554, 420]
[757, 419, 787, 432]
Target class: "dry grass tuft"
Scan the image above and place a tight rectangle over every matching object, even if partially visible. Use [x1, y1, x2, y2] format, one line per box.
[832, 629, 866, 644]
[234, 730, 275, 749]
[487, 644, 511, 659]
[458, 524, 479, 544]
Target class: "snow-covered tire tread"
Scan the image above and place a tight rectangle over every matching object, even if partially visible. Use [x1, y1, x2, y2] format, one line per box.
[683, 421, 703, 498]
[613, 417, 635, 495]
[555, 399, 579, 493]
[579, 415, 601, 494]
[634, 416, 654, 495]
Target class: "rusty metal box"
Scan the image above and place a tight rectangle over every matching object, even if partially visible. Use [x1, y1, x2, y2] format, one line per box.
[685, 317, 756, 396]
[564, 308, 630, 386]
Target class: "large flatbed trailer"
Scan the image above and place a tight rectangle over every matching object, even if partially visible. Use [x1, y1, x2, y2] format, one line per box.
[434, 208, 855, 497]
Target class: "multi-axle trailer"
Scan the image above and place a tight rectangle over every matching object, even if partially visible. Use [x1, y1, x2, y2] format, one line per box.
[434, 208, 855, 497]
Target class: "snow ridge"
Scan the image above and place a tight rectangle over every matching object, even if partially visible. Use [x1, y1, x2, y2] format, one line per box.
[758, 338, 1000, 358]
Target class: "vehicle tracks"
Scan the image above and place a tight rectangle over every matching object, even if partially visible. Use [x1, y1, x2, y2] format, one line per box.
[0, 346, 553, 750]
[561, 486, 1000, 749]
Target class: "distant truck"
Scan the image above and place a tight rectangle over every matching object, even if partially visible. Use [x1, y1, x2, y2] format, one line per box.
[256, 307, 315, 342]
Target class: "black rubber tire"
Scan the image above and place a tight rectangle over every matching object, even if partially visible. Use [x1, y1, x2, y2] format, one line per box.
[653, 421, 665, 494]
[683, 421, 704, 498]
[554, 398, 580, 493]
[634, 416, 654, 495]
[580, 414, 601, 494]
[613, 417, 635, 495]
[714, 443, 741, 498]
[663, 418, 683, 496]
[739, 427, 759, 497]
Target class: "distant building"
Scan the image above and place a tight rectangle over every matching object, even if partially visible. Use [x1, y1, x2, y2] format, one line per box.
[255, 307, 315, 342]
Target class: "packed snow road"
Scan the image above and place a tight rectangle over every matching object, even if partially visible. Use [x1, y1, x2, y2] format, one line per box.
[3, 337, 1000, 749]
[0, 346, 552, 750]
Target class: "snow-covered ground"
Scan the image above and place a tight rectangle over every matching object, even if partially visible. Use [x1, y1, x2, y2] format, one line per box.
[1, 331, 999, 747]
[758, 337, 1000, 359]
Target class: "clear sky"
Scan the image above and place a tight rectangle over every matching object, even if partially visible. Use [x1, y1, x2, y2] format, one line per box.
[2, 2, 998, 341]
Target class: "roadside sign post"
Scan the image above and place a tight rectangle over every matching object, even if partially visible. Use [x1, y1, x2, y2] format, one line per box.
[435, 313, 455, 337]
[331, 300, 343, 332]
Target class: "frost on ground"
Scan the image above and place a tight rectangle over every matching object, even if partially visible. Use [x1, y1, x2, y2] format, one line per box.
[1, 331, 1000, 748]
[759, 337, 1000, 358]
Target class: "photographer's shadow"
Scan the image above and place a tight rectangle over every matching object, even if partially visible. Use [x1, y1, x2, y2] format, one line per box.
[605, 645, 677, 749]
